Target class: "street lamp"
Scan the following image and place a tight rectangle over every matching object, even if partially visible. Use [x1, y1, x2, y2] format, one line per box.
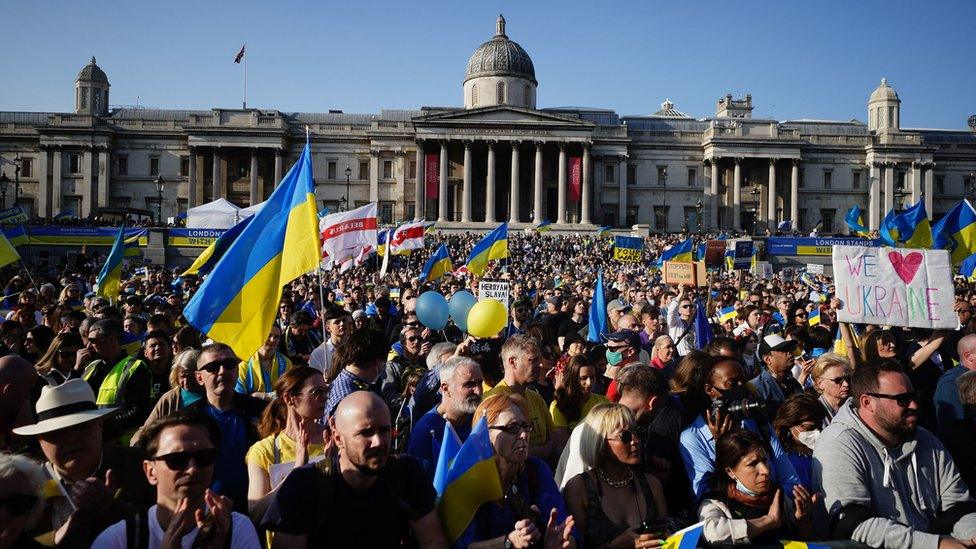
[12, 155, 20, 207]
[344, 165, 352, 211]
[695, 199, 704, 232]
[154, 175, 165, 224]
[749, 183, 761, 235]
[0, 173, 8, 210]
[969, 172, 976, 205]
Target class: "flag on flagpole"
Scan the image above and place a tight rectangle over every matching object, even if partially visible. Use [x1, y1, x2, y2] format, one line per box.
[96, 224, 127, 301]
[660, 238, 693, 263]
[420, 244, 453, 283]
[895, 199, 932, 248]
[0, 229, 21, 269]
[438, 416, 503, 542]
[845, 205, 870, 237]
[390, 220, 426, 255]
[379, 229, 392, 279]
[587, 269, 608, 342]
[596, 225, 611, 237]
[880, 209, 900, 246]
[320, 203, 378, 261]
[932, 199, 976, 264]
[233, 44, 245, 63]
[465, 223, 508, 276]
[432, 421, 462, 498]
[534, 220, 552, 232]
[693, 299, 713, 349]
[182, 217, 253, 278]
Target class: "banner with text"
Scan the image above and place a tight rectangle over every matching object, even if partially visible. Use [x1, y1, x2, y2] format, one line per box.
[832, 245, 956, 329]
[425, 153, 439, 199]
[613, 235, 643, 263]
[479, 280, 510, 311]
[0, 206, 29, 225]
[569, 156, 581, 202]
[768, 236, 881, 256]
[167, 228, 228, 247]
[12, 226, 149, 247]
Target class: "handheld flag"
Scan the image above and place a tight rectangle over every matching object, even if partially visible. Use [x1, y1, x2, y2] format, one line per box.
[660, 238, 693, 263]
[438, 416, 503, 542]
[845, 205, 870, 237]
[96, 224, 127, 301]
[718, 306, 737, 324]
[379, 229, 392, 279]
[534, 220, 552, 232]
[390, 220, 426, 255]
[587, 269, 608, 342]
[932, 199, 976, 264]
[0, 229, 21, 269]
[433, 421, 462, 498]
[808, 308, 821, 326]
[777, 219, 793, 232]
[961, 253, 976, 280]
[895, 199, 932, 248]
[596, 225, 611, 237]
[182, 217, 253, 278]
[183, 141, 321, 360]
[662, 521, 704, 549]
[693, 299, 713, 350]
[320, 203, 378, 261]
[317, 206, 330, 218]
[465, 223, 508, 276]
[420, 244, 453, 283]
[879, 209, 900, 246]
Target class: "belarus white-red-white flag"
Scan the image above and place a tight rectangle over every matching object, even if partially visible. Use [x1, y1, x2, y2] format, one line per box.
[390, 220, 426, 255]
[319, 203, 377, 260]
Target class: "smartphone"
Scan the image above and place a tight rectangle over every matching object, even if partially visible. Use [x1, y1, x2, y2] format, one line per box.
[800, 353, 812, 362]
[636, 519, 667, 537]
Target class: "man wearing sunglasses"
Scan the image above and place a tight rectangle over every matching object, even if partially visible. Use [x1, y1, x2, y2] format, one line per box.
[95, 412, 261, 548]
[813, 362, 976, 548]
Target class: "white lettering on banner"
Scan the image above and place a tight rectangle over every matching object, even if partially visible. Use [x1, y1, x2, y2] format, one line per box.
[831, 245, 956, 329]
[319, 203, 378, 260]
[479, 281, 510, 311]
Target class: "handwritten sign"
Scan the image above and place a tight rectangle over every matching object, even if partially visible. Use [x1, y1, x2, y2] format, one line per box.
[613, 235, 643, 263]
[832, 245, 956, 329]
[663, 261, 707, 287]
[806, 263, 824, 275]
[478, 281, 510, 311]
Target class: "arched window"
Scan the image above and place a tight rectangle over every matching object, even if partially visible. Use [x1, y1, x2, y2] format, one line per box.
[497, 81, 506, 104]
[523, 84, 531, 106]
[472, 84, 478, 107]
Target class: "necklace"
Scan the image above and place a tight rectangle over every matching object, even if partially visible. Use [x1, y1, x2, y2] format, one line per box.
[596, 467, 633, 489]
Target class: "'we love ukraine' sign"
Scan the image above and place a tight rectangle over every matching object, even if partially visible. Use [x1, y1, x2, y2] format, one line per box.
[832, 245, 957, 329]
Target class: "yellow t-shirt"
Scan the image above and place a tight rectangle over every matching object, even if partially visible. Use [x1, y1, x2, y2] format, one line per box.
[550, 392, 609, 430]
[482, 381, 555, 447]
[245, 431, 326, 473]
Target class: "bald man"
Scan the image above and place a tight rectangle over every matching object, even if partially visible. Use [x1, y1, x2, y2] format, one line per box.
[935, 334, 976, 425]
[263, 392, 448, 548]
[0, 355, 38, 451]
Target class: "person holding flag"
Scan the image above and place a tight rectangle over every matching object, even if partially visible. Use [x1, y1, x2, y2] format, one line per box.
[845, 205, 870, 237]
[421, 244, 453, 283]
[96, 223, 128, 302]
[466, 222, 508, 276]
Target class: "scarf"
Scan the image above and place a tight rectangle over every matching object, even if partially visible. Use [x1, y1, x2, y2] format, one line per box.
[723, 483, 775, 520]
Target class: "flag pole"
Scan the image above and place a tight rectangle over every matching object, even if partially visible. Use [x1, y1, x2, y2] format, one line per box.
[242, 43, 247, 109]
[316, 263, 328, 345]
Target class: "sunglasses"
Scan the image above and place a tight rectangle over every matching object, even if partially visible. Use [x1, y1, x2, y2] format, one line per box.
[0, 494, 37, 517]
[406, 336, 423, 343]
[489, 421, 533, 435]
[680, 304, 692, 309]
[405, 321, 421, 328]
[151, 448, 218, 471]
[198, 358, 238, 374]
[295, 387, 328, 398]
[866, 391, 919, 408]
[826, 375, 851, 386]
[608, 429, 638, 445]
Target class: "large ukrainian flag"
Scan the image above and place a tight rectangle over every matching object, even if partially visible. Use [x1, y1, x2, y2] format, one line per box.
[0, 229, 20, 269]
[420, 244, 453, 282]
[184, 142, 321, 360]
[661, 238, 693, 263]
[182, 216, 253, 278]
[895, 199, 932, 248]
[932, 199, 976, 264]
[96, 224, 127, 301]
[438, 415, 503, 542]
[465, 222, 508, 276]
[845, 205, 870, 237]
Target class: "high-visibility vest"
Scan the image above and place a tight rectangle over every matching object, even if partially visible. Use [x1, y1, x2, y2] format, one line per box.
[84, 355, 144, 406]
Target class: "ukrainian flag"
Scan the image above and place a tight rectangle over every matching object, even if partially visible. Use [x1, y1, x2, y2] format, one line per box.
[808, 308, 821, 326]
[432, 420, 462, 497]
[183, 141, 321, 361]
[182, 217, 253, 278]
[845, 205, 870, 237]
[421, 244, 453, 283]
[376, 228, 390, 257]
[960, 252, 976, 280]
[596, 225, 611, 237]
[719, 306, 737, 323]
[895, 199, 932, 248]
[96, 224, 127, 301]
[695, 242, 706, 262]
[5, 226, 28, 248]
[465, 222, 508, 276]
[438, 415, 503, 542]
[781, 541, 831, 549]
[880, 209, 900, 246]
[534, 220, 552, 232]
[0, 229, 21, 269]
[662, 521, 704, 549]
[661, 238, 693, 263]
[932, 199, 976, 264]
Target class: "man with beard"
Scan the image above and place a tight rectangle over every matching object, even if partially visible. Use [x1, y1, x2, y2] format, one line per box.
[262, 391, 448, 548]
[813, 361, 976, 548]
[406, 357, 483, 480]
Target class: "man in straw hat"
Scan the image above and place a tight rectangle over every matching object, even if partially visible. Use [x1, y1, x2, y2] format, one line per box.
[14, 379, 152, 546]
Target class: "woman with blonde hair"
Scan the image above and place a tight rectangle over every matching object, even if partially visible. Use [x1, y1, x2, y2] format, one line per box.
[33, 332, 82, 385]
[562, 403, 668, 549]
[809, 352, 851, 423]
[129, 349, 203, 446]
[0, 452, 46, 548]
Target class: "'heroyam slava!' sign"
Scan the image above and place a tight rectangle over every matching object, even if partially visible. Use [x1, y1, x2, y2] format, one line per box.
[832, 245, 956, 329]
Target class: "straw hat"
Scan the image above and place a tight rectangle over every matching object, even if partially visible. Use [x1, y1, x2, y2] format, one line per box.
[13, 379, 116, 436]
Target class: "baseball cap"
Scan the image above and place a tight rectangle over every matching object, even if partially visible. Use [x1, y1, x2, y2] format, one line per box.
[758, 333, 799, 358]
[607, 299, 631, 314]
[601, 328, 642, 350]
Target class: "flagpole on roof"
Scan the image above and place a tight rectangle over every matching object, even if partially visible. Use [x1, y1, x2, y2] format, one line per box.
[243, 42, 247, 109]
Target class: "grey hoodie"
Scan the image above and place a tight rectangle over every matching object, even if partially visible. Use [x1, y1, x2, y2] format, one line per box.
[812, 400, 976, 548]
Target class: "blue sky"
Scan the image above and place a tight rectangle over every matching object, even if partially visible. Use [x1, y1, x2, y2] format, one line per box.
[2, 0, 974, 129]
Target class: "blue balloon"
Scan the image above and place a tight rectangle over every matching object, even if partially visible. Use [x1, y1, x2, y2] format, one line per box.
[415, 291, 449, 330]
[448, 290, 478, 332]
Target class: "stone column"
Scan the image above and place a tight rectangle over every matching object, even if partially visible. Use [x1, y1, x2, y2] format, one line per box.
[557, 143, 567, 224]
[533, 142, 544, 224]
[618, 156, 628, 227]
[509, 141, 520, 224]
[485, 141, 496, 223]
[924, 163, 934, 219]
[369, 150, 379, 203]
[394, 151, 406, 220]
[414, 142, 424, 221]
[81, 148, 93, 217]
[97, 149, 109, 208]
[709, 159, 720, 230]
[36, 148, 49, 217]
[51, 148, 62, 216]
[883, 162, 894, 213]
[767, 159, 777, 229]
[791, 160, 800, 229]
[868, 162, 881, 231]
[187, 147, 197, 207]
[438, 141, 448, 222]
[274, 149, 283, 186]
[911, 161, 922, 204]
[461, 141, 473, 222]
[212, 148, 222, 199]
[581, 144, 592, 224]
[732, 157, 742, 230]
[249, 149, 260, 205]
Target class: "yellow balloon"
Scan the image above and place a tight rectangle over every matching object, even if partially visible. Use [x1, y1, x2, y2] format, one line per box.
[466, 299, 508, 338]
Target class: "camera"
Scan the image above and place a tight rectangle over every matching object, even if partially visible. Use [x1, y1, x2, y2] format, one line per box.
[711, 396, 768, 422]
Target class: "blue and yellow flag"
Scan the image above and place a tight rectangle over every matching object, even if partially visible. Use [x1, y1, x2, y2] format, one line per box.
[808, 308, 821, 326]
[932, 199, 976, 264]
[376, 228, 391, 257]
[534, 220, 552, 232]
[596, 225, 611, 237]
[587, 269, 608, 342]
[879, 209, 900, 246]
[4, 226, 28, 248]
[895, 199, 932, 248]
[96, 224, 127, 301]
[433, 420, 462, 498]
[661, 238, 693, 263]
[438, 415, 503, 542]
[183, 141, 321, 360]
[845, 205, 870, 237]
[421, 244, 453, 283]
[182, 217, 253, 278]
[662, 521, 704, 549]
[0, 229, 21, 269]
[719, 306, 737, 323]
[961, 253, 976, 280]
[465, 222, 508, 276]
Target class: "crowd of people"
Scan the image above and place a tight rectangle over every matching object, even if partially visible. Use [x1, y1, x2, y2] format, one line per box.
[0, 230, 974, 548]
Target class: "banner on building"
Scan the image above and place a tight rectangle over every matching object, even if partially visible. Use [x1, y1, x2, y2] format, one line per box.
[613, 235, 643, 263]
[832, 245, 956, 329]
[768, 237, 881, 256]
[0, 206, 29, 225]
[15, 226, 149, 247]
[167, 228, 228, 247]
[425, 153, 439, 199]
[569, 156, 581, 202]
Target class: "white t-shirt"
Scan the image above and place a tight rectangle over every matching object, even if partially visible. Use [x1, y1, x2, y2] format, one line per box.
[93, 505, 260, 549]
[308, 338, 337, 375]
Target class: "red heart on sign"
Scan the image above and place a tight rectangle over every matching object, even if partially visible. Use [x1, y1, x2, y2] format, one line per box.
[888, 251, 923, 284]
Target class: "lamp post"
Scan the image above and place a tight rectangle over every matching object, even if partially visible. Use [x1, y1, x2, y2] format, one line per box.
[0, 173, 8, 210]
[154, 175, 165, 224]
[969, 172, 976, 205]
[695, 199, 704, 232]
[12, 155, 20, 208]
[749, 183, 761, 235]
[344, 165, 352, 211]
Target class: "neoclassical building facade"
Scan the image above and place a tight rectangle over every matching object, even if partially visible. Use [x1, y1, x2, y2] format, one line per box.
[1, 15, 975, 233]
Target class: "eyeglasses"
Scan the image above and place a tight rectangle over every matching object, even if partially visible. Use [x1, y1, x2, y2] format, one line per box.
[0, 494, 37, 517]
[403, 295, 417, 301]
[680, 304, 692, 309]
[198, 358, 238, 374]
[795, 313, 808, 318]
[150, 448, 218, 471]
[489, 422, 533, 435]
[607, 429, 638, 445]
[405, 321, 421, 328]
[406, 336, 423, 343]
[826, 375, 851, 386]
[295, 387, 328, 398]
[866, 391, 919, 408]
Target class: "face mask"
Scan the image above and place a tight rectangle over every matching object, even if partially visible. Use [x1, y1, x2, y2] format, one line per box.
[718, 383, 750, 402]
[606, 349, 625, 366]
[794, 428, 820, 450]
[733, 476, 762, 497]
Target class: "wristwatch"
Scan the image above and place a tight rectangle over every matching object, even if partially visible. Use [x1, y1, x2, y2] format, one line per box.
[504, 534, 513, 549]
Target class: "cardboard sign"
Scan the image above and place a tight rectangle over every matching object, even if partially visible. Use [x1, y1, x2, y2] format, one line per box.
[806, 263, 824, 275]
[733, 240, 754, 270]
[0, 205, 28, 225]
[663, 261, 707, 287]
[478, 281, 510, 311]
[832, 245, 956, 329]
[705, 240, 726, 266]
[613, 235, 643, 263]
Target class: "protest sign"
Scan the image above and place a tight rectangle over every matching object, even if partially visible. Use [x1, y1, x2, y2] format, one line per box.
[0, 205, 28, 225]
[478, 280, 510, 311]
[806, 263, 824, 275]
[732, 240, 754, 270]
[832, 245, 956, 329]
[663, 261, 707, 286]
[613, 235, 643, 263]
[705, 240, 726, 266]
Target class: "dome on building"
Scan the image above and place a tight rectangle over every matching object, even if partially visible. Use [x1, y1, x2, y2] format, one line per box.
[77, 57, 109, 84]
[652, 99, 689, 118]
[464, 15, 536, 85]
[869, 78, 898, 102]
